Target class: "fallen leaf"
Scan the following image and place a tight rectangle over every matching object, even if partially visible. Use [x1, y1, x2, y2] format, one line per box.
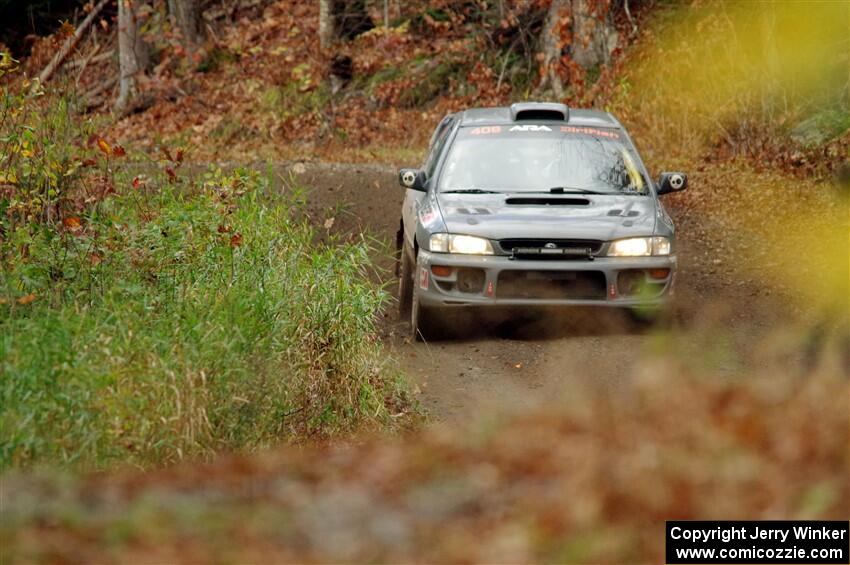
[17, 293, 37, 305]
[230, 232, 243, 247]
[89, 253, 103, 266]
[324, 217, 335, 229]
[58, 21, 75, 37]
[97, 139, 111, 156]
[63, 216, 82, 231]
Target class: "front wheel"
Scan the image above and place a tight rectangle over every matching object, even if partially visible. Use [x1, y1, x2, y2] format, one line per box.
[398, 245, 414, 319]
[411, 289, 439, 342]
[410, 253, 441, 341]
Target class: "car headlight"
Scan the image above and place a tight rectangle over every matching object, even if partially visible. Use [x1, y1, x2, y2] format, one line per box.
[608, 236, 671, 257]
[430, 233, 494, 255]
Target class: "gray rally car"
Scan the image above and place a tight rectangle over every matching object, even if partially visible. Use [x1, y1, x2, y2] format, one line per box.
[396, 102, 687, 340]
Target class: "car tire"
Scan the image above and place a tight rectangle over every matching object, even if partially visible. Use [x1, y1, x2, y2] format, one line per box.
[398, 244, 414, 319]
[410, 253, 439, 341]
[411, 289, 438, 342]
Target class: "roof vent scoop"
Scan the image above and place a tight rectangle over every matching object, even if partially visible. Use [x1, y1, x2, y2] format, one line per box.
[510, 102, 569, 122]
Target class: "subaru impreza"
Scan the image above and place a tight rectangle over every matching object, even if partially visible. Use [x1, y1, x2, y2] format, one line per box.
[396, 102, 687, 340]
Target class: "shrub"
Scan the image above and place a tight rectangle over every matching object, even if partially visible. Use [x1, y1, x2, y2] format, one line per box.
[1, 166, 413, 469]
[0, 60, 94, 229]
[0, 65, 413, 469]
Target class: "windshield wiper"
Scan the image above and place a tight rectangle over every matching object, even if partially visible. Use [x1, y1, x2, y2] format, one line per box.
[545, 186, 610, 195]
[441, 188, 503, 194]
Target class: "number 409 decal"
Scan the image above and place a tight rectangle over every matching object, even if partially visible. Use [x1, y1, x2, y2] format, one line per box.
[469, 126, 502, 135]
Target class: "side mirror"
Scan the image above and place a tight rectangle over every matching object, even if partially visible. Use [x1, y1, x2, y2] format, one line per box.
[398, 168, 427, 191]
[657, 172, 687, 195]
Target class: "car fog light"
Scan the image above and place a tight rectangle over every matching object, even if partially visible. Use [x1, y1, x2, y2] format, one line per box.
[457, 268, 485, 293]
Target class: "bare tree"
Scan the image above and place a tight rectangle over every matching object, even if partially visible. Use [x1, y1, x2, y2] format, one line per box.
[115, 0, 148, 114]
[38, 0, 111, 84]
[168, 0, 201, 50]
[335, 0, 373, 39]
[319, 0, 334, 49]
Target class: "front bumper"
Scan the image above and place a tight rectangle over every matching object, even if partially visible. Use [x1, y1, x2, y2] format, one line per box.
[415, 250, 677, 308]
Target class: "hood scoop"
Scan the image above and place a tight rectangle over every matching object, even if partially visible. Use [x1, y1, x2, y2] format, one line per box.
[505, 197, 590, 206]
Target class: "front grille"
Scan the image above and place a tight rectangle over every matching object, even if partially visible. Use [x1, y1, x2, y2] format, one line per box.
[498, 238, 603, 259]
[497, 270, 606, 299]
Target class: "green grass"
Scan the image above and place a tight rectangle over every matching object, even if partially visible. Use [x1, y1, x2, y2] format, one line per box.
[196, 47, 238, 74]
[790, 108, 850, 147]
[0, 166, 413, 470]
[397, 59, 467, 108]
[262, 63, 331, 120]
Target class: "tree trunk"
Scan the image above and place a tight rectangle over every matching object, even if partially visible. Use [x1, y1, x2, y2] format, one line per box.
[115, 0, 148, 115]
[537, 0, 618, 96]
[319, 0, 334, 50]
[538, 0, 567, 98]
[168, 0, 201, 49]
[570, 0, 617, 70]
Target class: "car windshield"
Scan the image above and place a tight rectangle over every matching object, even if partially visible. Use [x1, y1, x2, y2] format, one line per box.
[438, 125, 649, 194]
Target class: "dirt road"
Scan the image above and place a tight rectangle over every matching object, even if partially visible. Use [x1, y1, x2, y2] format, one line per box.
[286, 161, 788, 422]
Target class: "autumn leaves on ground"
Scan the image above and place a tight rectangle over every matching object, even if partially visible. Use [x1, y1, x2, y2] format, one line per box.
[2, 1, 849, 563]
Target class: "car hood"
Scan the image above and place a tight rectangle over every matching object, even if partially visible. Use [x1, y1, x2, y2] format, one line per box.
[436, 193, 658, 241]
